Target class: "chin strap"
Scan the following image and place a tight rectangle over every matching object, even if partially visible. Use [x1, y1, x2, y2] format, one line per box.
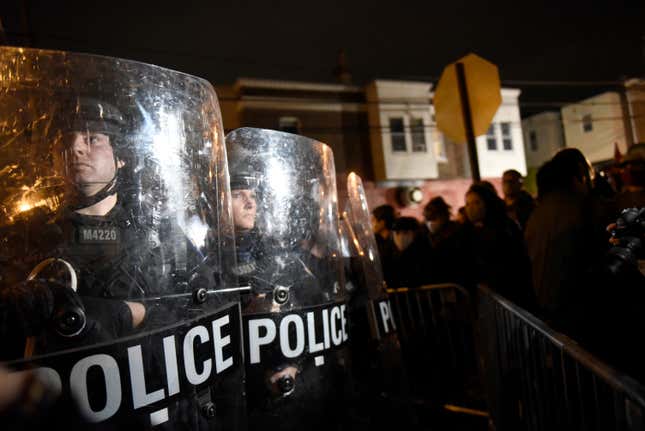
[68, 173, 119, 210]
[68, 153, 121, 211]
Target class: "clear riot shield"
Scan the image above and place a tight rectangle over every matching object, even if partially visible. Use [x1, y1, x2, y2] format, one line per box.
[342, 172, 412, 425]
[0, 46, 245, 430]
[225, 128, 350, 431]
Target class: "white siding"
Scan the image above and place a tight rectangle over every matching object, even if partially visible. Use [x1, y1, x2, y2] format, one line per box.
[625, 78, 645, 144]
[474, 89, 528, 177]
[522, 111, 565, 168]
[561, 92, 628, 163]
[367, 80, 439, 180]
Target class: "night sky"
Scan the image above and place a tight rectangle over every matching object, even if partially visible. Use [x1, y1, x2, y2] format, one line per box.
[1, 0, 643, 116]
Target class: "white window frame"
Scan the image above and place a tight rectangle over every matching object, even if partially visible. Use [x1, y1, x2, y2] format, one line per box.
[410, 117, 427, 153]
[389, 116, 408, 153]
[529, 130, 538, 152]
[501, 122, 513, 151]
[582, 114, 593, 133]
[486, 124, 498, 151]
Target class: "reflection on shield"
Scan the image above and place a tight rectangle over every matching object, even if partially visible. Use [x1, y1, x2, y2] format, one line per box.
[341, 172, 414, 426]
[227, 128, 351, 431]
[0, 46, 245, 430]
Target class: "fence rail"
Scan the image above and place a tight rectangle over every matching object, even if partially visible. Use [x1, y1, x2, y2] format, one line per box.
[478, 285, 645, 431]
[385, 283, 483, 411]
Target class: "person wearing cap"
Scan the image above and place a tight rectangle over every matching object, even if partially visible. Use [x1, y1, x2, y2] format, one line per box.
[386, 217, 432, 289]
[422, 197, 464, 284]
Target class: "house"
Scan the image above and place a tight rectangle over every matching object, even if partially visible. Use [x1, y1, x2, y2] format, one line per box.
[624, 78, 645, 145]
[560, 91, 631, 164]
[217, 77, 526, 217]
[521, 111, 565, 169]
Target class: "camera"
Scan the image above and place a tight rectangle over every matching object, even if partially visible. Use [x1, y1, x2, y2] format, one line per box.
[607, 207, 645, 277]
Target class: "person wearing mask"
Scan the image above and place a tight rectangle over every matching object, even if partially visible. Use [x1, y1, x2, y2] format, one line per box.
[422, 197, 463, 284]
[387, 217, 432, 289]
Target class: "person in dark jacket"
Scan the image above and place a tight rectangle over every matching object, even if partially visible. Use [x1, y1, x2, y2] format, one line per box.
[502, 169, 535, 231]
[462, 183, 535, 309]
[387, 217, 432, 289]
[422, 197, 464, 285]
[525, 148, 607, 333]
[371, 204, 397, 286]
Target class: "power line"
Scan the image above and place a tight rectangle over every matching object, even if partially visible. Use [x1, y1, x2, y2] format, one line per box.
[398, 76, 632, 87]
[218, 115, 644, 135]
[221, 95, 645, 108]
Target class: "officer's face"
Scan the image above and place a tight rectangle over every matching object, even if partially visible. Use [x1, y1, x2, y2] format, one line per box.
[63, 131, 123, 196]
[232, 189, 257, 231]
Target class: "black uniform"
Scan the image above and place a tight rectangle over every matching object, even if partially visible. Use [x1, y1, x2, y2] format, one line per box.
[0, 200, 174, 358]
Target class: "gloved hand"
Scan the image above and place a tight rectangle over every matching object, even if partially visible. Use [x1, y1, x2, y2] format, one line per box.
[32, 294, 135, 355]
[0, 279, 55, 337]
[1, 279, 136, 356]
[81, 296, 134, 339]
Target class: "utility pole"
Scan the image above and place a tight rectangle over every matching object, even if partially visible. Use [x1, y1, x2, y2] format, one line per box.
[456, 62, 481, 181]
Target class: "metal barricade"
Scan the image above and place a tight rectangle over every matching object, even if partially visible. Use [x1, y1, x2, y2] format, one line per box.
[386, 283, 485, 413]
[479, 285, 645, 431]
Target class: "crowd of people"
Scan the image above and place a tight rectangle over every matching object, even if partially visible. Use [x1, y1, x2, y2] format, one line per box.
[372, 144, 645, 382]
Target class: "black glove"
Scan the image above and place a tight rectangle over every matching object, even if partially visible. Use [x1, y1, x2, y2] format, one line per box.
[0, 279, 55, 337]
[81, 296, 134, 339]
[1, 279, 136, 356]
[32, 295, 134, 355]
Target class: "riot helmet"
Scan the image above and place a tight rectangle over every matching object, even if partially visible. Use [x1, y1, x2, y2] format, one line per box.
[51, 96, 127, 211]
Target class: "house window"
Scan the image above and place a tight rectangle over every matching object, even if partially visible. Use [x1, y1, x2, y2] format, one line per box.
[582, 114, 593, 133]
[410, 118, 427, 152]
[390, 118, 406, 152]
[279, 117, 300, 134]
[501, 122, 513, 150]
[529, 131, 538, 151]
[486, 124, 497, 150]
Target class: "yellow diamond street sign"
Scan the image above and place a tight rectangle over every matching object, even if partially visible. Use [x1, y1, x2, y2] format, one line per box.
[433, 53, 502, 180]
[434, 53, 502, 144]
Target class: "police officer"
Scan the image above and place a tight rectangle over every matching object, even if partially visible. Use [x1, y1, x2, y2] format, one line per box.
[229, 167, 328, 312]
[1, 97, 156, 358]
[227, 128, 350, 431]
[229, 170, 262, 294]
[0, 46, 245, 430]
